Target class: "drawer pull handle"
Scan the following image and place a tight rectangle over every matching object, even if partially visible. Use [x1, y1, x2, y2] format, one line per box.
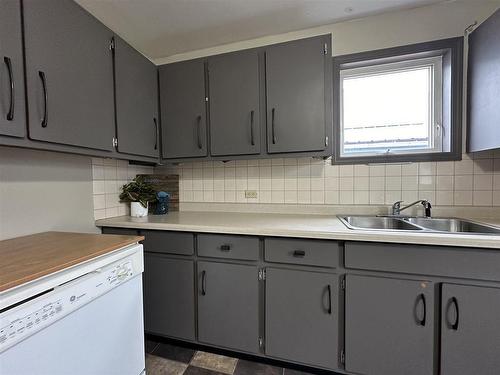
[446, 297, 459, 330]
[201, 270, 206, 296]
[293, 250, 305, 257]
[327, 285, 332, 315]
[220, 244, 231, 251]
[415, 293, 426, 326]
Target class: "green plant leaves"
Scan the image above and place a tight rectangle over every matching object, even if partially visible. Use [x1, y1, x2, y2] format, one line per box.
[119, 176, 157, 208]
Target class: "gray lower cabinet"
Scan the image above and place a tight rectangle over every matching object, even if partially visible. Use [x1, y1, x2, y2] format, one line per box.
[114, 36, 159, 158]
[159, 59, 208, 159]
[197, 261, 259, 353]
[265, 35, 331, 154]
[101, 226, 500, 375]
[345, 275, 434, 375]
[143, 253, 196, 341]
[0, 0, 26, 138]
[208, 50, 260, 156]
[265, 268, 338, 369]
[23, 0, 115, 151]
[441, 283, 500, 375]
[467, 9, 500, 152]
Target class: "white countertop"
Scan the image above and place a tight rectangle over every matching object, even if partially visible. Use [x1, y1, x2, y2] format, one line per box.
[95, 211, 500, 249]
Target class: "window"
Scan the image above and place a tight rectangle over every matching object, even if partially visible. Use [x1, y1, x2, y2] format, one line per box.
[341, 56, 442, 157]
[333, 38, 463, 163]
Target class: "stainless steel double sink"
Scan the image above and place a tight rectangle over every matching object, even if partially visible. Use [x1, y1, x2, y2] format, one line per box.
[338, 216, 500, 235]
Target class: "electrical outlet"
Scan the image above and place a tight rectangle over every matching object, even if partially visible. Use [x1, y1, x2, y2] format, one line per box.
[245, 190, 258, 199]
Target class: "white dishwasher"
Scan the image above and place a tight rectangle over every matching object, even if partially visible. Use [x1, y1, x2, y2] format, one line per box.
[0, 243, 145, 375]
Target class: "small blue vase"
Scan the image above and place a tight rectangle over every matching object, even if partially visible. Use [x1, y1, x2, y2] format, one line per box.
[155, 191, 170, 215]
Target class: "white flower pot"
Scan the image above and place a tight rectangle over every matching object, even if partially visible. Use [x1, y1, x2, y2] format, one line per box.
[130, 202, 148, 217]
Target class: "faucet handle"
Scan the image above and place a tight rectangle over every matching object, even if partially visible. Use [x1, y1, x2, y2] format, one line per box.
[392, 200, 404, 208]
[391, 200, 404, 215]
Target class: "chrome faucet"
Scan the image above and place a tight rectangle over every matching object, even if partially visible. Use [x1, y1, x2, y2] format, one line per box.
[392, 200, 432, 217]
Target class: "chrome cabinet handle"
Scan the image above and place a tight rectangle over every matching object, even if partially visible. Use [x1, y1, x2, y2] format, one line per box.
[39, 71, 48, 128]
[4, 57, 14, 121]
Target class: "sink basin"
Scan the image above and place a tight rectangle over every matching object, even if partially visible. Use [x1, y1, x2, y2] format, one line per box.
[339, 216, 422, 231]
[404, 217, 500, 234]
[338, 215, 500, 235]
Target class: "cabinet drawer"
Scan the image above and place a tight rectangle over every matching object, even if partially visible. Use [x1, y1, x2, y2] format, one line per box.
[142, 230, 194, 255]
[264, 238, 340, 268]
[197, 234, 259, 261]
[101, 227, 140, 236]
[345, 242, 500, 281]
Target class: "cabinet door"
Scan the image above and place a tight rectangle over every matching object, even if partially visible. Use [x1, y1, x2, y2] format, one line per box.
[468, 9, 500, 152]
[208, 50, 260, 156]
[114, 37, 159, 158]
[143, 254, 195, 341]
[23, 0, 115, 150]
[345, 275, 434, 375]
[265, 36, 330, 153]
[265, 268, 338, 369]
[197, 261, 259, 353]
[0, 0, 25, 138]
[441, 283, 500, 375]
[159, 60, 207, 159]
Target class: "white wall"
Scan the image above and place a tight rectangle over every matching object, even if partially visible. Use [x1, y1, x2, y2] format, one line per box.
[0, 147, 98, 240]
[155, 0, 500, 64]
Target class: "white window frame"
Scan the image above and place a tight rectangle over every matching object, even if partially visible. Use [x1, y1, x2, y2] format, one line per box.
[339, 55, 443, 158]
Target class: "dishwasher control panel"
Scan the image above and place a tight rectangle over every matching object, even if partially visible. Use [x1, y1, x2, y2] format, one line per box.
[0, 259, 135, 353]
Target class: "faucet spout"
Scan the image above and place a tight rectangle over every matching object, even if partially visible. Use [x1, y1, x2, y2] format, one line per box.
[392, 199, 432, 217]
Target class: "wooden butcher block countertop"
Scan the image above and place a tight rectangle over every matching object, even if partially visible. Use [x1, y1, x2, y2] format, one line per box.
[0, 231, 144, 292]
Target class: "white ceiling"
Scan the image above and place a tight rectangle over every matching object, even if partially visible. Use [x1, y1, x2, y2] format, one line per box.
[76, 0, 442, 59]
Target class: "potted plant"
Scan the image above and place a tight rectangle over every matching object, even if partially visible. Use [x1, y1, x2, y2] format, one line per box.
[119, 176, 156, 217]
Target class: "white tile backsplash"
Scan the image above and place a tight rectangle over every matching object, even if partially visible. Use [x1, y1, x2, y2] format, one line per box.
[92, 152, 500, 220]
[152, 153, 500, 211]
[91, 158, 154, 220]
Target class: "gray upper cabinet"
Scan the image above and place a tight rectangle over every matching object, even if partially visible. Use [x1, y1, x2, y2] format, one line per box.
[160, 60, 208, 159]
[143, 253, 196, 341]
[0, 0, 25, 138]
[345, 275, 434, 375]
[23, 0, 115, 151]
[265, 268, 338, 370]
[467, 9, 500, 152]
[114, 37, 159, 158]
[197, 261, 259, 353]
[265, 35, 331, 154]
[441, 283, 500, 375]
[208, 50, 261, 156]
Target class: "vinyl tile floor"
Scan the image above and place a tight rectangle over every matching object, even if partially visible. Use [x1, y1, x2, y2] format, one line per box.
[145, 339, 317, 375]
